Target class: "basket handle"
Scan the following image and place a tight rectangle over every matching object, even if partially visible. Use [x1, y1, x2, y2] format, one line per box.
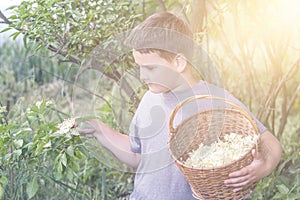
[168, 95, 259, 134]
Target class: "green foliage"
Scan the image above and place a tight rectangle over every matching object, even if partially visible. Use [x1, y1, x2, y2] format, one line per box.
[0, 99, 133, 200]
[1, 0, 299, 199]
[0, 40, 74, 107]
[249, 134, 300, 199]
[5, 0, 142, 60]
[2, 0, 145, 108]
[197, 1, 300, 199]
[0, 41, 37, 106]
[0, 41, 134, 200]
[26, 177, 38, 199]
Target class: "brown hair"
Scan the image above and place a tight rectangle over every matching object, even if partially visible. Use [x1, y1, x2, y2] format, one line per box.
[126, 12, 193, 62]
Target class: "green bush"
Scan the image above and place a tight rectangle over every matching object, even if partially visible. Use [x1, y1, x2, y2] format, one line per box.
[0, 99, 134, 200]
[0, 41, 134, 200]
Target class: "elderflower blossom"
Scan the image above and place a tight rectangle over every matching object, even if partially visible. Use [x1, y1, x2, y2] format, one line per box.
[184, 133, 259, 168]
[56, 118, 76, 134]
[46, 100, 54, 106]
[35, 101, 43, 108]
[35, 100, 53, 109]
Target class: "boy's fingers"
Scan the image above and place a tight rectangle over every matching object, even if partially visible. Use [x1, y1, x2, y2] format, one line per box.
[77, 128, 95, 135]
[86, 119, 100, 126]
[228, 167, 249, 178]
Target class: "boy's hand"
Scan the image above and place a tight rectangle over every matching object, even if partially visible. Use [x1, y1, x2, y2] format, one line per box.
[224, 149, 267, 192]
[77, 127, 95, 135]
[76, 119, 101, 136]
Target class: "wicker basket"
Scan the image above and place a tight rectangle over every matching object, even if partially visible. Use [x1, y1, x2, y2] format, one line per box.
[168, 95, 259, 200]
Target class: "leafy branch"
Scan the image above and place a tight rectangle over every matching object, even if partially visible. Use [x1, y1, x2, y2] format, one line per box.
[0, 0, 142, 109]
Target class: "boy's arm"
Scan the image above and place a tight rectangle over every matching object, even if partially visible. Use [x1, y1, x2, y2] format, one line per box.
[224, 130, 282, 192]
[78, 119, 141, 168]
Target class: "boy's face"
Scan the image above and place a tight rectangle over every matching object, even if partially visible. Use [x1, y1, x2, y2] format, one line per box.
[133, 50, 184, 94]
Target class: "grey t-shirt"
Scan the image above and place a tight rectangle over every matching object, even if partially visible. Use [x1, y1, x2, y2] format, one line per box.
[129, 81, 267, 200]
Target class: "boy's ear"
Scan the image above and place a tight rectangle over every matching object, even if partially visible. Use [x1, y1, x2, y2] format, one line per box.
[175, 54, 187, 73]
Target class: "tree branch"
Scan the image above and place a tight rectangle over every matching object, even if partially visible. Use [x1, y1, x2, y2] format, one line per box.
[277, 84, 300, 139]
[0, 8, 140, 109]
[0, 10, 81, 65]
[287, 84, 300, 116]
[190, 0, 206, 34]
[39, 68, 119, 120]
[47, 44, 81, 65]
[259, 57, 300, 124]
[0, 10, 12, 25]
[157, 0, 167, 11]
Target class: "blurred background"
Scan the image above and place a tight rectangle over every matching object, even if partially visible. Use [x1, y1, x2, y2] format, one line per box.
[0, 0, 299, 199]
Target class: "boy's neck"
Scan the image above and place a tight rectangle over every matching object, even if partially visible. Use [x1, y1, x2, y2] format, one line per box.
[163, 80, 198, 99]
[172, 74, 199, 93]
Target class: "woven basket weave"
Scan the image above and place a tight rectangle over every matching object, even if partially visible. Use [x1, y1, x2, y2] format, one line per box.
[168, 95, 259, 200]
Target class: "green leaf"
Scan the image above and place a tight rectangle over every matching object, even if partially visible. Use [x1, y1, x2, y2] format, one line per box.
[15, 139, 24, 148]
[66, 146, 74, 157]
[35, 142, 45, 155]
[273, 193, 285, 199]
[61, 153, 67, 167]
[6, 5, 18, 11]
[13, 149, 22, 157]
[56, 162, 63, 180]
[0, 184, 3, 199]
[4, 153, 11, 161]
[26, 177, 39, 199]
[23, 142, 33, 150]
[0, 176, 8, 185]
[70, 160, 79, 172]
[30, 106, 39, 113]
[277, 184, 289, 194]
[74, 150, 83, 159]
[70, 129, 79, 136]
[66, 168, 73, 180]
[44, 140, 51, 148]
[0, 27, 12, 33]
[288, 193, 300, 200]
[10, 31, 22, 40]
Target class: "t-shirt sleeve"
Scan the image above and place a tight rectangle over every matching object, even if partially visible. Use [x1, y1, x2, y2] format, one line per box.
[129, 114, 141, 153]
[251, 114, 268, 133]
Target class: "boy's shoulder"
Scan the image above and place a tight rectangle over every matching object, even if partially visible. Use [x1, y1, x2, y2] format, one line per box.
[140, 90, 160, 101]
[193, 80, 230, 98]
[136, 90, 162, 109]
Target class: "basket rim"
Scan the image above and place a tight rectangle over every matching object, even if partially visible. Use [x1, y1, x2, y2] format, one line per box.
[169, 95, 259, 134]
[168, 107, 260, 171]
[169, 107, 259, 135]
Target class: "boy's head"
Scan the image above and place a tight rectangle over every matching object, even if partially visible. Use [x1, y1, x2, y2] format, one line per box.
[126, 12, 197, 93]
[126, 12, 193, 62]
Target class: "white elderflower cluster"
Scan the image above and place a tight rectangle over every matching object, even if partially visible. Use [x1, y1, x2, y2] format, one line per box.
[184, 133, 259, 168]
[35, 100, 53, 108]
[56, 118, 77, 134]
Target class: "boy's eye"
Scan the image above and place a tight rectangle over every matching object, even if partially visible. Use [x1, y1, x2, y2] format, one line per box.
[141, 65, 157, 70]
[145, 66, 154, 70]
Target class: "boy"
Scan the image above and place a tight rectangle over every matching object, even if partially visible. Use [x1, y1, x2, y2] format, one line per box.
[79, 12, 282, 199]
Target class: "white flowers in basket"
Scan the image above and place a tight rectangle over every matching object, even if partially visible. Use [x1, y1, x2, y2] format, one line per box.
[185, 133, 258, 168]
